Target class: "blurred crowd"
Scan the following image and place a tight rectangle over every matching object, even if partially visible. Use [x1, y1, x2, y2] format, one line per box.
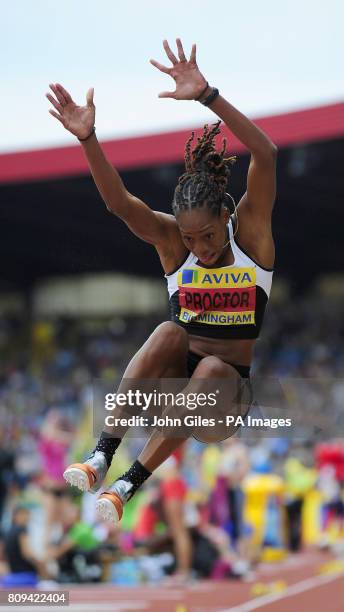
[0, 295, 344, 585]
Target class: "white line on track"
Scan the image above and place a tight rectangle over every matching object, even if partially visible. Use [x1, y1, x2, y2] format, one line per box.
[68, 587, 184, 598]
[220, 571, 344, 611]
[14, 604, 149, 612]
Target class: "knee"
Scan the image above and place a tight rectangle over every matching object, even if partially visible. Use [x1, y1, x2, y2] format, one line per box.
[193, 356, 230, 378]
[148, 322, 188, 361]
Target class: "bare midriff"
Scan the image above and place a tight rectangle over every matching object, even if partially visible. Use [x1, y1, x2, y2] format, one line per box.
[188, 334, 256, 367]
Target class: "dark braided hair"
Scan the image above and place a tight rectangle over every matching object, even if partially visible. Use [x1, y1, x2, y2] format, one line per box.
[172, 120, 236, 217]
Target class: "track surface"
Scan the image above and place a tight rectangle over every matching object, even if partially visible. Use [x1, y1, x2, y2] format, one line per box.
[3, 550, 344, 611]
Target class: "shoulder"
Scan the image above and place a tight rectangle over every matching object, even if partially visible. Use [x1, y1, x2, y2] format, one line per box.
[231, 195, 275, 270]
[154, 212, 189, 275]
[154, 211, 177, 227]
[153, 212, 184, 249]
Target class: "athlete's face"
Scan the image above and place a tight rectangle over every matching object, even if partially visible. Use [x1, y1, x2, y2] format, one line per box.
[177, 206, 230, 266]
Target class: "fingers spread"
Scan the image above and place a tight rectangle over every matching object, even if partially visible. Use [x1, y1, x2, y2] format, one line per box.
[49, 109, 65, 124]
[49, 83, 66, 106]
[189, 43, 197, 63]
[56, 83, 73, 104]
[86, 87, 94, 107]
[163, 39, 178, 65]
[150, 58, 171, 74]
[46, 93, 63, 114]
[158, 90, 177, 99]
[176, 38, 187, 62]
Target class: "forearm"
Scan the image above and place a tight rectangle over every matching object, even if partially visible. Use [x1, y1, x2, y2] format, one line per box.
[80, 133, 129, 217]
[21, 545, 48, 576]
[207, 91, 276, 157]
[47, 539, 74, 560]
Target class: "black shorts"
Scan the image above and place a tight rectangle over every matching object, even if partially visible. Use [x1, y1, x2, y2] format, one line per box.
[186, 350, 250, 379]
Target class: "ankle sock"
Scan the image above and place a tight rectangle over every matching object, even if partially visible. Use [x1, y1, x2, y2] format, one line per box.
[91, 431, 122, 468]
[119, 460, 152, 501]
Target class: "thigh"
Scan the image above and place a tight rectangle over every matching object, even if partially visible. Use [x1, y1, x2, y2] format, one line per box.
[187, 356, 252, 443]
[123, 322, 189, 379]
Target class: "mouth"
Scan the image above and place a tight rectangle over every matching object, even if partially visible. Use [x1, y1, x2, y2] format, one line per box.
[200, 252, 216, 264]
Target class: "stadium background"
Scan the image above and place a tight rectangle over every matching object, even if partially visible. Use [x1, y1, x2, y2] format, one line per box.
[1, 2, 344, 610]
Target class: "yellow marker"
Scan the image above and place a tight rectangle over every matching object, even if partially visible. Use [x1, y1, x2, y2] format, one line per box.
[251, 581, 287, 597]
[251, 582, 269, 596]
[271, 580, 287, 593]
[260, 547, 287, 563]
[175, 606, 187, 612]
[318, 560, 344, 575]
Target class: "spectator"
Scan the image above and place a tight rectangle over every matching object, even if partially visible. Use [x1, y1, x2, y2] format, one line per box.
[46, 497, 101, 583]
[3, 505, 49, 584]
[38, 409, 74, 547]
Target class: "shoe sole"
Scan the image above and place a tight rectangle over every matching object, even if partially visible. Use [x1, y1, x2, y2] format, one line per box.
[63, 463, 98, 492]
[95, 492, 123, 523]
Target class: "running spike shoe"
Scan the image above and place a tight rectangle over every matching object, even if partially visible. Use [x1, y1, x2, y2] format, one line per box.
[95, 478, 134, 523]
[63, 451, 108, 493]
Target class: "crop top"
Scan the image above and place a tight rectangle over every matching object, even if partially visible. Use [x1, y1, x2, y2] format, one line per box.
[165, 217, 273, 340]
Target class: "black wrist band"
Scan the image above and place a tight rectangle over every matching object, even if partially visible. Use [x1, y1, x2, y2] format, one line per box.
[195, 82, 209, 101]
[78, 127, 96, 142]
[201, 87, 219, 106]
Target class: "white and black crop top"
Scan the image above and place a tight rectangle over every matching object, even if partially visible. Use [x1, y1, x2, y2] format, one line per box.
[165, 218, 273, 340]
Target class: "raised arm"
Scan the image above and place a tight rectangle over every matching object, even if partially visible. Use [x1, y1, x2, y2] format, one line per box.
[200, 89, 277, 235]
[46, 83, 173, 247]
[150, 39, 277, 268]
[206, 93, 277, 268]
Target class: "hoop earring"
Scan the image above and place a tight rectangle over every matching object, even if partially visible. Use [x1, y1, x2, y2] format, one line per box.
[225, 192, 239, 236]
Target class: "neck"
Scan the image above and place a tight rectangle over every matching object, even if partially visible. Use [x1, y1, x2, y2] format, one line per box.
[220, 243, 231, 258]
[215, 228, 232, 263]
[222, 226, 230, 250]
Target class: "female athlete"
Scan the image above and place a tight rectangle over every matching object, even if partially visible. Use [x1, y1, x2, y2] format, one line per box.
[46, 38, 277, 524]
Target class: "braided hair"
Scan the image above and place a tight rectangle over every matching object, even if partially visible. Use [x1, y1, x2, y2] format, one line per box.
[172, 120, 236, 217]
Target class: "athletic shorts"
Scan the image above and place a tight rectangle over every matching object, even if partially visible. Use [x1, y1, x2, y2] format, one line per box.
[186, 350, 250, 379]
[160, 477, 188, 501]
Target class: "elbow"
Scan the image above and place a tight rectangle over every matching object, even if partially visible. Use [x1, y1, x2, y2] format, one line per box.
[270, 143, 278, 157]
[105, 202, 115, 215]
[105, 192, 129, 218]
[265, 142, 278, 158]
[254, 142, 278, 162]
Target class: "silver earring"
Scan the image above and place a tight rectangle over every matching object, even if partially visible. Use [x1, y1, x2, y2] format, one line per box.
[225, 192, 239, 235]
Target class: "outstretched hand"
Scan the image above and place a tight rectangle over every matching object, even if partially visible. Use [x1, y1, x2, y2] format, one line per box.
[46, 83, 95, 140]
[150, 38, 208, 100]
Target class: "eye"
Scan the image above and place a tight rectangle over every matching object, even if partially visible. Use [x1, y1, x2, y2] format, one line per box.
[205, 233, 214, 240]
[183, 236, 192, 243]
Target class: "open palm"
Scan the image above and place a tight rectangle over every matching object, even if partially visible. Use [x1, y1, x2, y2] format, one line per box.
[46, 83, 95, 139]
[150, 38, 208, 100]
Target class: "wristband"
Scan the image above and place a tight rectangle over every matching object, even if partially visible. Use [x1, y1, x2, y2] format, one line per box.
[200, 87, 219, 106]
[195, 82, 209, 101]
[78, 127, 96, 142]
